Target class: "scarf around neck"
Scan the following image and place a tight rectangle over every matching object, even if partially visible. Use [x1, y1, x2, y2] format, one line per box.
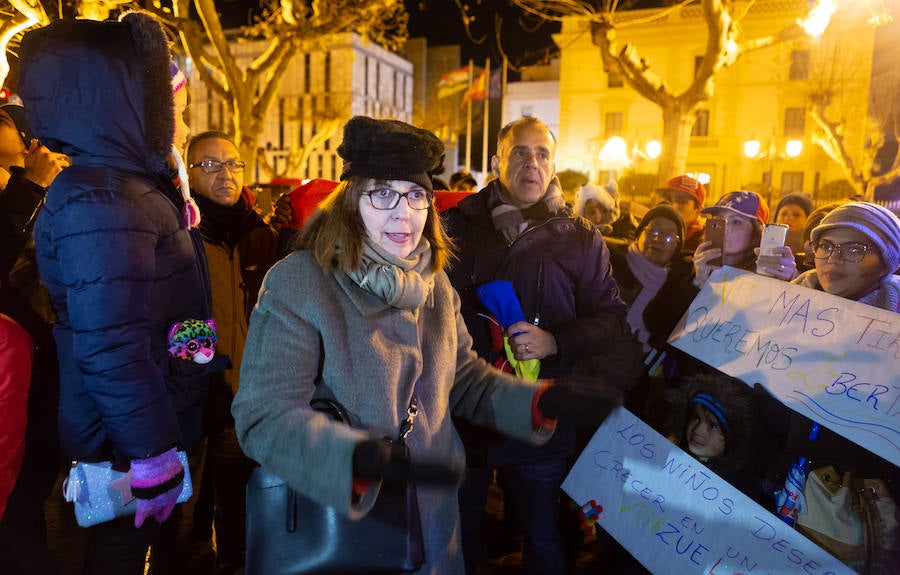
[345, 237, 435, 310]
[194, 192, 247, 247]
[488, 176, 567, 245]
[625, 242, 669, 350]
[794, 270, 900, 313]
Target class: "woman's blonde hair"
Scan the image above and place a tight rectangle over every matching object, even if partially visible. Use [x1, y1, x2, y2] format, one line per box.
[295, 177, 454, 273]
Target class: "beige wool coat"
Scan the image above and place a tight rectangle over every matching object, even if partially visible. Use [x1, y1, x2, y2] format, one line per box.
[233, 250, 545, 575]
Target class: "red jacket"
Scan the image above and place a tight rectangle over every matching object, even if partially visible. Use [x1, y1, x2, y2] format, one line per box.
[0, 313, 33, 520]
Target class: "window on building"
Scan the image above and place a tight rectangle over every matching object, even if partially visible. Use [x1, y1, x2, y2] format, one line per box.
[278, 98, 284, 149]
[364, 58, 369, 97]
[324, 53, 331, 93]
[605, 112, 624, 137]
[375, 61, 381, 100]
[781, 171, 804, 193]
[692, 110, 710, 137]
[608, 71, 624, 88]
[694, 55, 704, 77]
[297, 96, 304, 145]
[790, 50, 810, 81]
[784, 107, 806, 137]
[304, 54, 311, 93]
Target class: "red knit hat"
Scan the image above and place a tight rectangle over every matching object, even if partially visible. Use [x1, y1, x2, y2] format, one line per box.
[657, 175, 706, 207]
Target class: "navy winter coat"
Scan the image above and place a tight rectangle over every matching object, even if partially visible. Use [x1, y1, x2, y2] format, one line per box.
[444, 182, 628, 464]
[19, 17, 212, 462]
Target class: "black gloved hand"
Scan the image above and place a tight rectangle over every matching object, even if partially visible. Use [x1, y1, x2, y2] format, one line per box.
[537, 383, 622, 428]
[352, 438, 463, 485]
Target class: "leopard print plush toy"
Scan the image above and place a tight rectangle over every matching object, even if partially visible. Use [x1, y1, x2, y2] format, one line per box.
[167, 318, 217, 364]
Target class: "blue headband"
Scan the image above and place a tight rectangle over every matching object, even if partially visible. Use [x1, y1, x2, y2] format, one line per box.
[690, 393, 729, 435]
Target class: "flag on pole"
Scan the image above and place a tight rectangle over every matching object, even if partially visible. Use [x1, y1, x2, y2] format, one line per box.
[460, 68, 487, 107]
[437, 66, 469, 98]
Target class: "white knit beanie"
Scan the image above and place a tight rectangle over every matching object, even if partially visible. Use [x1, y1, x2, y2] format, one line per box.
[574, 183, 619, 222]
[811, 202, 900, 273]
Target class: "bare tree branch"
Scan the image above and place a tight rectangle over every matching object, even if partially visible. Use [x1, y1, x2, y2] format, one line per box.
[516, 0, 832, 182]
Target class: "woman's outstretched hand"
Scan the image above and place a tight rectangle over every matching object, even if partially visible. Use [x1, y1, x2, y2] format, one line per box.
[536, 382, 622, 428]
[352, 438, 462, 485]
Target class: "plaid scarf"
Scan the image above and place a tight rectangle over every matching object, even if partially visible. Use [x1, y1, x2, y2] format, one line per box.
[488, 176, 567, 245]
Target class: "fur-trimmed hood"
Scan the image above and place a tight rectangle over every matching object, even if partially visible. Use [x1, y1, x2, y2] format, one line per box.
[18, 12, 175, 174]
[666, 373, 760, 467]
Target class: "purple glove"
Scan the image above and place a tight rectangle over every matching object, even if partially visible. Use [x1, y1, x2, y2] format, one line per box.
[130, 447, 184, 527]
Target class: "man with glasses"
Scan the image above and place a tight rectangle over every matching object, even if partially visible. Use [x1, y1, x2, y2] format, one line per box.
[186, 131, 280, 574]
[444, 116, 628, 575]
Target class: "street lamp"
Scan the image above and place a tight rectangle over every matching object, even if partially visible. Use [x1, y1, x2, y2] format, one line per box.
[744, 134, 778, 207]
[645, 140, 662, 160]
[597, 136, 630, 181]
[744, 134, 804, 207]
[785, 140, 803, 158]
[598, 137, 630, 166]
[743, 140, 761, 158]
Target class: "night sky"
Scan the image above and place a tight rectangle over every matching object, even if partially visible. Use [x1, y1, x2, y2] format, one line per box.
[404, 0, 560, 70]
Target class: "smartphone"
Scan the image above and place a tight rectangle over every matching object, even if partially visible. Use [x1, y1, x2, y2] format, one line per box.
[760, 223, 789, 257]
[704, 216, 727, 267]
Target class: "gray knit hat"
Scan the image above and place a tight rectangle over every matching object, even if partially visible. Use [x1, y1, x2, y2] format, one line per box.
[811, 202, 900, 273]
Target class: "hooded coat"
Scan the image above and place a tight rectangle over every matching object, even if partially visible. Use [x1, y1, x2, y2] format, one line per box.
[18, 14, 212, 462]
[665, 373, 767, 505]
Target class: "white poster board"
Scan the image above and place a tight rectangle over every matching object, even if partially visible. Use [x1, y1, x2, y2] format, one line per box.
[562, 408, 855, 575]
[667, 267, 900, 466]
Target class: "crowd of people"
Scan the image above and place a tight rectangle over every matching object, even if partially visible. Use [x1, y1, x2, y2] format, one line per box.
[0, 10, 898, 575]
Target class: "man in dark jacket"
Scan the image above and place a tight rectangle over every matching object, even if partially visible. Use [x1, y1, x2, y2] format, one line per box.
[186, 131, 280, 574]
[19, 13, 220, 573]
[444, 116, 628, 575]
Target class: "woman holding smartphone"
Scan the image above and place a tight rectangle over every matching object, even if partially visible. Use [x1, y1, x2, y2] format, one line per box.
[691, 191, 776, 286]
[645, 191, 785, 351]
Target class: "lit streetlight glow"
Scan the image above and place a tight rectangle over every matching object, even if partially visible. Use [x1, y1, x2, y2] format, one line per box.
[799, 0, 837, 37]
[785, 140, 803, 158]
[598, 136, 630, 166]
[645, 140, 661, 160]
[744, 140, 761, 158]
[687, 172, 711, 185]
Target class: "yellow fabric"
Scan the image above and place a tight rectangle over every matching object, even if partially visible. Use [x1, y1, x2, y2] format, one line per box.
[503, 335, 540, 381]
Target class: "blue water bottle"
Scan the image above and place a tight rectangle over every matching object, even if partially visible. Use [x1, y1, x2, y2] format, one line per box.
[775, 456, 808, 526]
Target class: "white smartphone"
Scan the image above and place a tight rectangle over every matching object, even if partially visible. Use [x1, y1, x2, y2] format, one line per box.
[760, 223, 789, 256]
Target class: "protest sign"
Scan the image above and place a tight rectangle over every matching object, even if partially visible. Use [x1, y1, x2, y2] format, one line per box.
[562, 408, 854, 575]
[667, 267, 900, 466]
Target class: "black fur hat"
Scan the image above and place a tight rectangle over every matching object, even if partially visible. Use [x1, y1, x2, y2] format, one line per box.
[337, 116, 444, 191]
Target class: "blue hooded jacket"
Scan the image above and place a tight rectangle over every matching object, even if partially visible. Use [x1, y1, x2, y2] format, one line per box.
[19, 14, 212, 462]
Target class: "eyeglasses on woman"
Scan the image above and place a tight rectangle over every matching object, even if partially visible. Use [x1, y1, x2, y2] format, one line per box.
[362, 188, 433, 211]
[812, 240, 869, 263]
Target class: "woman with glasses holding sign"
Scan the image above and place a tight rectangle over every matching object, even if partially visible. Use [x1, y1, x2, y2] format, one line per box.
[232, 116, 620, 574]
[757, 201, 900, 573]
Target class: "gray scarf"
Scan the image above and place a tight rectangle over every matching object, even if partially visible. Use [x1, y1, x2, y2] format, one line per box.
[488, 176, 567, 245]
[346, 237, 434, 310]
[793, 270, 900, 313]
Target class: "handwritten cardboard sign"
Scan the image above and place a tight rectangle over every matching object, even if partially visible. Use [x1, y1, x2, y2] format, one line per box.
[562, 408, 854, 575]
[667, 267, 900, 466]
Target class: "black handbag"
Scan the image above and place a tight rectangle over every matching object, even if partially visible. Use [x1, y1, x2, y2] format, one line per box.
[245, 396, 425, 575]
